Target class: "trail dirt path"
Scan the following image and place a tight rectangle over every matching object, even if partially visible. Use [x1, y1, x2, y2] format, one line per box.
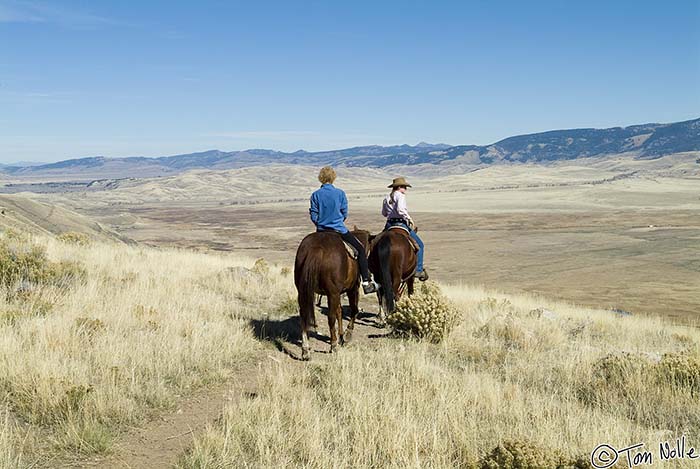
[58, 297, 385, 469]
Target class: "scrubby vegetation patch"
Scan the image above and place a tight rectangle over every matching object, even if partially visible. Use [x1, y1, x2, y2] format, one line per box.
[0, 234, 86, 289]
[57, 232, 91, 246]
[388, 282, 460, 342]
[480, 439, 587, 469]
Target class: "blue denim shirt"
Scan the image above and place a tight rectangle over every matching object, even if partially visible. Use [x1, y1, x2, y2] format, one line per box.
[309, 183, 349, 233]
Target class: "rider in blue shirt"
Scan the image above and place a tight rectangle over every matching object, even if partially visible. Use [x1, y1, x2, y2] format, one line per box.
[309, 166, 379, 294]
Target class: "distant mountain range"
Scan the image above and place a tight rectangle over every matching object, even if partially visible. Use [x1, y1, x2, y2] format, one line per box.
[3, 118, 698, 178]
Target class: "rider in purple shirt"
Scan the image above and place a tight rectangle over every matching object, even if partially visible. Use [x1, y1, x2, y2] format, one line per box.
[309, 166, 379, 294]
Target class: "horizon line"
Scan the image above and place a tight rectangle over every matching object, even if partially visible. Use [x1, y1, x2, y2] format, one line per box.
[4, 116, 698, 166]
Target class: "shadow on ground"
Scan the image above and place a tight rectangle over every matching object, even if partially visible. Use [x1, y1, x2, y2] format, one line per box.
[250, 304, 386, 360]
[250, 315, 330, 360]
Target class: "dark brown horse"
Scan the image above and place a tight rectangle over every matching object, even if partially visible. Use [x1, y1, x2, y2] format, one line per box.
[368, 228, 417, 325]
[294, 229, 370, 360]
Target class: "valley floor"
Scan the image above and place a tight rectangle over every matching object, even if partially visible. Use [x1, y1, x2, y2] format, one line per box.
[23, 157, 696, 325]
[69, 203, 700, 324]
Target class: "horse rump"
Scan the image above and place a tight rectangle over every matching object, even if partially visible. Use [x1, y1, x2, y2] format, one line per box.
[375, 235, 395, 315]
[294, 242, 320, 331]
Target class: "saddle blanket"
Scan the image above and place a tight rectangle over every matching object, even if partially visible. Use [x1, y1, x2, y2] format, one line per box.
[343, 241, 358, 259]
[372, 226, 420, 253]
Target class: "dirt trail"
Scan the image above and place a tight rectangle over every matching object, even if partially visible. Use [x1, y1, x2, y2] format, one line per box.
[58, 297, 384, 469]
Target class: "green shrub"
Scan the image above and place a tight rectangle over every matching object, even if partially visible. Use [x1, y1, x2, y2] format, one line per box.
[133, 304, 158, 318]
[591, 352, 651, 386]
[275, 295, 298, 317]
[387, 282, 460, 342]
[659, 352, 700, 392]
[475, 315, 532, 350]
[480, 439, 587, 469]
[476, 297, 515, 315]
[251, 258, 270, 276]
[577, 352, 653, 407]
[0, 235, 86, 289]
[57, 232, 91, 246]
[2, 228, 28, 242]
[73, 317, 106, 338]
[0, 295, 54, 325]
[53, 418, 112, 455]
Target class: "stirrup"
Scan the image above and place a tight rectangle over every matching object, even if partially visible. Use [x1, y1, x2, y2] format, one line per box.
[362, 280, 378, 294]
[416, 270, 429, 281]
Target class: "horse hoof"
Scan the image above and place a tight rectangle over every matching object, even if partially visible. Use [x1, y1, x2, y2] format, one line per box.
[330, 344, 338, 354]
[345, 330, 353, 343]
[301, 348, 311, 361]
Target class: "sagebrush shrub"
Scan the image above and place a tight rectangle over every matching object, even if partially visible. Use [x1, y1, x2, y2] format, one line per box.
[74, 317, 106, 338]
[387, 281, 460, 342]
[0, 235, 86, 289]
[251, 258, 270, 276]
[275, 295, 298, 316]
[57, 232, 91, 246]
[659, 351, 700, 392]
[480, 439, 587, 469]
[591, 352, 651, 386]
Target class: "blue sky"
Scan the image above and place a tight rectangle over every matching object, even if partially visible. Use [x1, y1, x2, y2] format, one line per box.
[1, 0, 698, 163]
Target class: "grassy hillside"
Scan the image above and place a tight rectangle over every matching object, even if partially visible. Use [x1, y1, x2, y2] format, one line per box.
[178, 285, 700, 468]
[0, 194, 125, 243]
[1, 232, 698, 468]
[0, 232, 293, 467]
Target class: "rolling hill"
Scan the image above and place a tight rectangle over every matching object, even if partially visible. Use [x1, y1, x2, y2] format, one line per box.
[2, 118, 698, 180]
[0, 194, 127, 242]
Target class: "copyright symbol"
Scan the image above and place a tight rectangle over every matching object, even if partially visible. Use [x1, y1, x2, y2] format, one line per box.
[591, 444, 619, 469]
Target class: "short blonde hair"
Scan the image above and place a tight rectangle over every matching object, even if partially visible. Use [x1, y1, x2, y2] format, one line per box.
[318, 166, 337, 184]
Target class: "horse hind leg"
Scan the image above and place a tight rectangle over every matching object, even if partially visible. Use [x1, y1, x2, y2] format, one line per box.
[345, 287, 359, 343]
[376, 290, 387, 327]
[337, 295, 344, 347]
[299, 296, 314, 361]
[300, 326, 310, 361]
[327, 292, 341, 353]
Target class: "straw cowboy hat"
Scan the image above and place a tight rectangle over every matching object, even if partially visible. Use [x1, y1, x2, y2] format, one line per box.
[387, 177, 412, 188]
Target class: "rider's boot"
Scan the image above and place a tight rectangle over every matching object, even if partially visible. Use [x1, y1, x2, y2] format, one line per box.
[416, 269, 429, 281]
[362, 279, 379, 294]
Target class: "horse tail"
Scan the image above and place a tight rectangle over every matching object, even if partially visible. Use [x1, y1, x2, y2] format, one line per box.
[294, 247, 321, 328]
[377, 235, 395, 314]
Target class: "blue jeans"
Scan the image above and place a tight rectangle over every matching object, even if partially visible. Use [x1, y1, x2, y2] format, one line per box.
[384, 221, 425, 273]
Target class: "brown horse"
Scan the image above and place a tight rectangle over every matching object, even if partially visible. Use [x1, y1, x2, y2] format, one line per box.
[294, 229, 370, 360]
[368, 228, 417, 325]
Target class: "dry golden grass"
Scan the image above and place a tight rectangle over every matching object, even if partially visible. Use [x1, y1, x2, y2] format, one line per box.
[178, 284, 700, 468]
[1, 218, 698, 467]
[0, 411, 23, 469]
[0, 232, 294, 465]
